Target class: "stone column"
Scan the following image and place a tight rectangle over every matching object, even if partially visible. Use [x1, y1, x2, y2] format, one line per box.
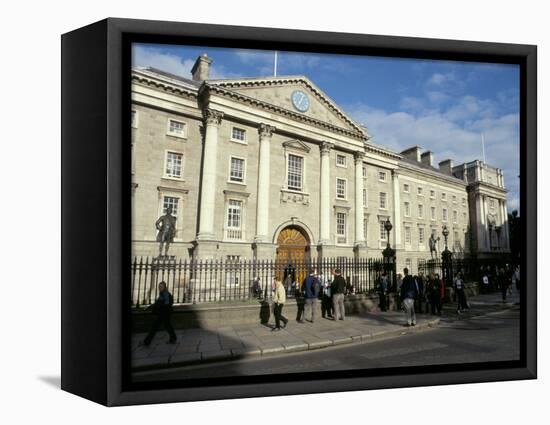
[354, 151, 365, 247]
[392, 169, 402, 249]
[475, 193, 485, 251]
[501, 200, 510, 250]
[197, 109, 223, 241]
[482, 195, 491, 250]
[318, 142, 333, 246]
[255, 123, 276, 242]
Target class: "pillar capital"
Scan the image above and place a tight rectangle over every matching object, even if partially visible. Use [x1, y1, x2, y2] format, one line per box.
[353, 150, 365, 164]
[258, 123, 276, 138]
[391, 168, 400, 178]
[319, 141, 334, 155]
[204, 108, 224, 126]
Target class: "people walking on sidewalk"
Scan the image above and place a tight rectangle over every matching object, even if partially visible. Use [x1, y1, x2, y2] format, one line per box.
[400, 268, 418, 326]
[378, 271, 389, 312]
[331, 268, 347, 321]
[414, 272, 425, 313]
[497, 267, 510, 302]
[302, 269, 320, 323]
[143, 281, 177, 346]
[427, 273, 442, 316]
[319, 271, 333, 319]
[272, 279, 288, 331]
[453, 272, 469, 312]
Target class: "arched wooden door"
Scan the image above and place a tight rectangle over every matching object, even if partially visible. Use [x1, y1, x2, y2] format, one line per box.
[276, 226, 310, 286]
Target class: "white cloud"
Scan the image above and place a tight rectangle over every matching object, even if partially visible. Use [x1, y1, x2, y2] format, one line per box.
[132, 46, 236, 80]
[344, 100, 520, 213]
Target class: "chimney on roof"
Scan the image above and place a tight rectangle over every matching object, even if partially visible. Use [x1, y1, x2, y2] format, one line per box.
[401, 146, 422, 162]
[439, 159, 454, 176]
[420, 151, 434, 167]
[191, 53, 213, 81]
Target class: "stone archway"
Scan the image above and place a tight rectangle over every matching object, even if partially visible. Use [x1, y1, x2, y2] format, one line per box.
[275, 225, 311, 285]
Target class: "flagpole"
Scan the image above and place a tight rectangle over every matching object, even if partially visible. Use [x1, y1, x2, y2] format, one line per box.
[481, 133, 486, 163]
[273, 51, 278, 77]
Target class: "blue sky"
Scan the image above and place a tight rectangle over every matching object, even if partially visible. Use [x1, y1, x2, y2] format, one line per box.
[133, 44, 520, 212]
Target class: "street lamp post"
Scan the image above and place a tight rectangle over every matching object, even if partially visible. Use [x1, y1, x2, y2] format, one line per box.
[382, 218, 397, 289]
[441, 225, 453, 296]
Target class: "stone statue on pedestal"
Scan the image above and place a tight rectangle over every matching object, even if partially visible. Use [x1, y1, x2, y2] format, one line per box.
[429, 233, 440, 259]
[156, 206, 176, 257]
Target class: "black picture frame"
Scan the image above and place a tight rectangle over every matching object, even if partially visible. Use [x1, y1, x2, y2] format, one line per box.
[61, 17, 537, 406]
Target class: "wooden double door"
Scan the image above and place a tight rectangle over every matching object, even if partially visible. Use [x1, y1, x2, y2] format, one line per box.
[276, 226, 310, 285]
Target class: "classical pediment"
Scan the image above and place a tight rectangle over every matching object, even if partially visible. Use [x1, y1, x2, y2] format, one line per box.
[282, 139, 311, 153]
[207, 76, 365, 137]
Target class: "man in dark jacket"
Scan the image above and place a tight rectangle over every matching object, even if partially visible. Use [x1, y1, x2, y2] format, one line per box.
[378, 272, 389, 312]
[400, 268, 418, 326]
[143, 281, 177, 346]
[302, 269, 320, 323]
[331, 268, 347, 320]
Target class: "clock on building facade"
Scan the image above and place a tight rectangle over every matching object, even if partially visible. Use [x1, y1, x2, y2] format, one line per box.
[291, 90, 310, 112]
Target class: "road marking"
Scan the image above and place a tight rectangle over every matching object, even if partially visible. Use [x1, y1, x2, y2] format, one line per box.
[360, 342, 448, 359]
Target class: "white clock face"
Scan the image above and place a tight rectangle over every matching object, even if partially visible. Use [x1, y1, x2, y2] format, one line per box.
[291, 90, 310, 112]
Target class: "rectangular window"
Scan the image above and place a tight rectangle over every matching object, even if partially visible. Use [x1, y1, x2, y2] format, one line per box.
[362, 165, 367, 178]
[225, 200, 243, 240]
[452, 195, 457, 203]
[336, 154, 346, 167]
[490, 199, 496, 209]
[405, 258, 412, 271]
[404, 201, 411, 217]
[405, 226, 412, 245]
[168, 119, 186, 137]
[363, 217, 368, 240]
[462, 197, 467, 206]
[430, 189, 436, 198]
[441, 192, 447, 201]
[417, 186, 423, 196]
[463, 212, 467, 223]
[442, 208, 448, 221]
[287, 154, 303, 191]
[419, 227, 425, 245]
[336, 213, 346, 236]
[231, 127, 246, 142]
[379, 221, 387, 240]
[163, 196, 179, 216]
[229, 157, 245, 183]
[431, 206, 436, 220]
[453, 210, 458, 223]
[454, 231, 459, 247]
[165, 151, 183, 178]
[403, 183, 410, 193]
[379, 171, 387, 182]
[131, 110, 137, 128]
[363, 188, 367, 207]
[418, 204, 424, 218]
[336, 178, 346, 199]
[379, 192, 387, 209]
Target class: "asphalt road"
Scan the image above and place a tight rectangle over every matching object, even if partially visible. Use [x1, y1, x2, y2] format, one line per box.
[134, 307, 520, 382]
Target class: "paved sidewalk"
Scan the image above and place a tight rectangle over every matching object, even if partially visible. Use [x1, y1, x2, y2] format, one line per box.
[131, 289, 520, 371]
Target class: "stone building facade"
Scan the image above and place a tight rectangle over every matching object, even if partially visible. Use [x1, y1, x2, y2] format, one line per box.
[131, 54, 510, 272]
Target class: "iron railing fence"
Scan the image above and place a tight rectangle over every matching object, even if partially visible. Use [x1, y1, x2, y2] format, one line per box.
[131, 256, 392, 307]
[417, 257, 511, 285]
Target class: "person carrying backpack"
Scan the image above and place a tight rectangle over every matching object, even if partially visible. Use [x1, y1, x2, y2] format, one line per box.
[302, 269, 320, 323]
[143, 281, 177, 346]
[400, 268, 418, 326]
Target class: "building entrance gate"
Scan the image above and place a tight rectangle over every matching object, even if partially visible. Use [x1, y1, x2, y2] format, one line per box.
[275, 226, 311, 287]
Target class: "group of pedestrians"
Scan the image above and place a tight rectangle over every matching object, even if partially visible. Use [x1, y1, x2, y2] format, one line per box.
[139, 263, 521, 345]
[271, 267, 347, 331]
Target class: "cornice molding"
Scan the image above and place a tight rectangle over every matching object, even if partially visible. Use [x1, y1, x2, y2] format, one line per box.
[208, 76, 364, 134]
[203, 83, 366, 141]
[131, 72, 198, 100]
